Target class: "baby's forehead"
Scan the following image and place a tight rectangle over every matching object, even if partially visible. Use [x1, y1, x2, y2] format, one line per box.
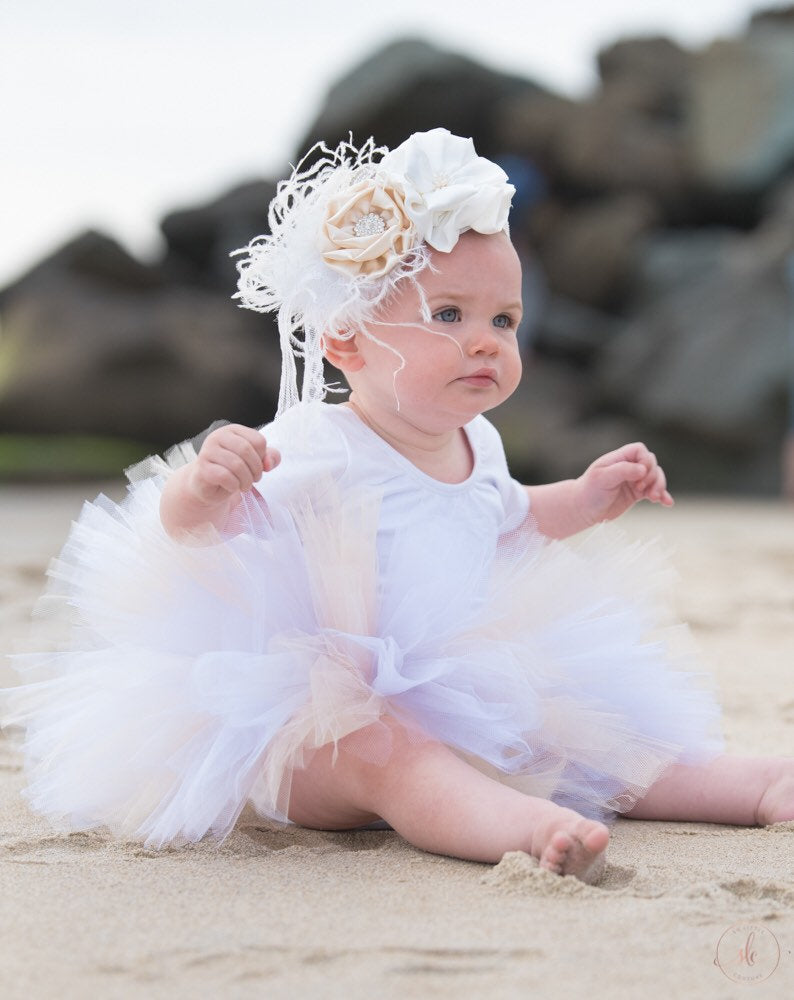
[423, 232, 520, 284]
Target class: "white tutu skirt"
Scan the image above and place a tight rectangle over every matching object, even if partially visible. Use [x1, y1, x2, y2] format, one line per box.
[1, 451, 725, 849]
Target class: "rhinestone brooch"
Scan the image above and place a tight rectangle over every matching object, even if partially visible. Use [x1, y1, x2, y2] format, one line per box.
[353, 213, 387, 238]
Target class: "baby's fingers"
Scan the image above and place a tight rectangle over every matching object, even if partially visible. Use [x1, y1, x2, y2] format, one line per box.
[188, 459, 245, 501]
[230, 428, 281, 479]
[201, 427, 266, 481]
[262, 447, 281, 473]
[203, 447, 260, 492]
[645, 481, 674, 505]
[636, 457, 674, 505]
[591, 442, 652, 469]
[589, 459, 647, 491]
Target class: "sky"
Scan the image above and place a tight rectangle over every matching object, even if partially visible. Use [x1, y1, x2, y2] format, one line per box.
[0, 0, 777, 288]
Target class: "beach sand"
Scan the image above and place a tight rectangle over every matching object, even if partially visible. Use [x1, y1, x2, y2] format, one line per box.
[1, 485, 793, 999]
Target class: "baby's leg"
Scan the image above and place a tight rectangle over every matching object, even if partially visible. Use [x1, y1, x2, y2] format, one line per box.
[623, 754, 794, 825]
[286, 715, 610, 881]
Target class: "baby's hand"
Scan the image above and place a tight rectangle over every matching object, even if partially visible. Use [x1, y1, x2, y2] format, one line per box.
[577, 443, 673, 524]
[187, 424, 281, 506]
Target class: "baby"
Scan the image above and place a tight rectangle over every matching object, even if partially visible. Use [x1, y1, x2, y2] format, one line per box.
[5, 130, 793, 881]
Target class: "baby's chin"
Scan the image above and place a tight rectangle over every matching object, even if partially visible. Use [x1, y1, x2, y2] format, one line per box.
[399, 400, 496, 433]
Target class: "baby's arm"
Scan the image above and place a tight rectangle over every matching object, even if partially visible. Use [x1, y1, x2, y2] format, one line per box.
[160, 424, 281, 541]
[525, 443, 673, 539]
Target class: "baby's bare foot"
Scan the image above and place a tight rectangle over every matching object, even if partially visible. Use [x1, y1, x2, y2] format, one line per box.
[530, 807, 610, 883]
[756, 760, 794, 825]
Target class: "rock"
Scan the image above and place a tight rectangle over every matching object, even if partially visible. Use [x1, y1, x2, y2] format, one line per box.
[495, 89, 576, 176]
[0, 233, 282, 445]
[555, 95, 689, 213]
[592, 186, 794, 492]
[296, 36, 548, 159]
[594, 239, 791, 451]
[764, 172, 794, 221]
[532, 194, 658, 309]
[749, 4, 794, 30]
[689, 23, 794, 200]
[0, 230, 166, 307]
[499, 36, 693, 219]
[596, 35, 692, 115]
[625, 228, 745, 306]
[531, 294, 620, 363]
[499, 89, 689, 218]
[160, 179, 277, 289]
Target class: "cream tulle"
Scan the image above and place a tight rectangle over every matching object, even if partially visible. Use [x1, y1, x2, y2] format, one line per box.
[1, 460, 724, 848]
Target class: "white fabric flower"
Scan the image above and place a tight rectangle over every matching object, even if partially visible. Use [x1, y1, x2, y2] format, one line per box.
[378, 127, 515, 253]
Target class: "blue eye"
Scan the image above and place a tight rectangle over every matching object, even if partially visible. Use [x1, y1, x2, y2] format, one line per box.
[435, 308, 460, 323]
[493, 314, 512, 329]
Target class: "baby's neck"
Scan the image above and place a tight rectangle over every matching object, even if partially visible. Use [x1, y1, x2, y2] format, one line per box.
[344, 398, 474, 484]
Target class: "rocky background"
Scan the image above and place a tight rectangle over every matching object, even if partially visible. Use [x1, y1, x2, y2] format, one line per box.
[2, 5, 794, 492]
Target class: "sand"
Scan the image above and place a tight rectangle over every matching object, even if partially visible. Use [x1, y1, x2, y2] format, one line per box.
[1, 485, 793, 999]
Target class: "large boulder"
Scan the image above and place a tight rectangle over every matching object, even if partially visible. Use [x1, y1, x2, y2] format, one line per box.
[591, 198, 794, 492]
[296, 36, 549, 158]
[160, 179, 277, 289]
[596, 35, 692, 114]
[596, 262, 789, 446]
[624, 228, 745, 306]
[0, 232, 281, 445]
[689, 17, 794, 204]
[530, 193, 659, 309]
[498, 36, 693, 219]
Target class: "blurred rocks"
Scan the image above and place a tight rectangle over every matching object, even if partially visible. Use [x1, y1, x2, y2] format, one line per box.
[590, 182, 794, 493]
[0, 232, 281, 445]
[690, 16, 794, 205]
[596, 254, 790, 443]
[160, 179, 277, 290]
[530, 194, 659, 309]
[498, 36, 693, 217]
[2, 9, 794, 492]
[297, 37, 549, 159]
[624, 228, 743, 305]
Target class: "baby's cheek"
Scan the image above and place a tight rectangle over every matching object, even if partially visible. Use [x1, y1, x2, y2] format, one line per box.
[505, 354, 523, 394]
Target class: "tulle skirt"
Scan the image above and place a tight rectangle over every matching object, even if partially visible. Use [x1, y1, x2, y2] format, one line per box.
[0, 455, 725, 848]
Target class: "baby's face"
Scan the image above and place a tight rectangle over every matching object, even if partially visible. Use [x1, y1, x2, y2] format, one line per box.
[349, 230, 523, 433]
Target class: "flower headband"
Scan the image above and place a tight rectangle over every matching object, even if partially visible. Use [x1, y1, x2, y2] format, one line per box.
[233, 128, 515, 414]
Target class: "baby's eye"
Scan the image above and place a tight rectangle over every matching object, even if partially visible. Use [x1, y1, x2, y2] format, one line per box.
[493, 314, 514, 329]
[434, 307, 460, 323]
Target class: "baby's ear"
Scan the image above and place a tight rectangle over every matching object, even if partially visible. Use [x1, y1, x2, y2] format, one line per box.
[322, 332, 365, 372]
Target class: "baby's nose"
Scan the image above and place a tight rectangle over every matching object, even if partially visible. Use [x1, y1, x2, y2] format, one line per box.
[468, 328, 500, 355]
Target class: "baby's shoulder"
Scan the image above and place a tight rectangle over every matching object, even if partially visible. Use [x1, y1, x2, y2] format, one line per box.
[259, 401, 346, 449]
[253, 402, 351, 501]
[466, 414, 508, 466]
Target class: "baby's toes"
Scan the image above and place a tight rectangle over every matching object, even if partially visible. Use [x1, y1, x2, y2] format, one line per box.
[539, 830, 574, 873]
[582, 822, 610, 854]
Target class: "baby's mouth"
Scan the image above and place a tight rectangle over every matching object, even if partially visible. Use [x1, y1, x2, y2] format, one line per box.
[458, 368, 497, 387]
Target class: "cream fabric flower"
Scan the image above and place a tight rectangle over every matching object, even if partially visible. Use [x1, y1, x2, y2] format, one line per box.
[318, 179, 416, 278]
[379, 128, 515, 253]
